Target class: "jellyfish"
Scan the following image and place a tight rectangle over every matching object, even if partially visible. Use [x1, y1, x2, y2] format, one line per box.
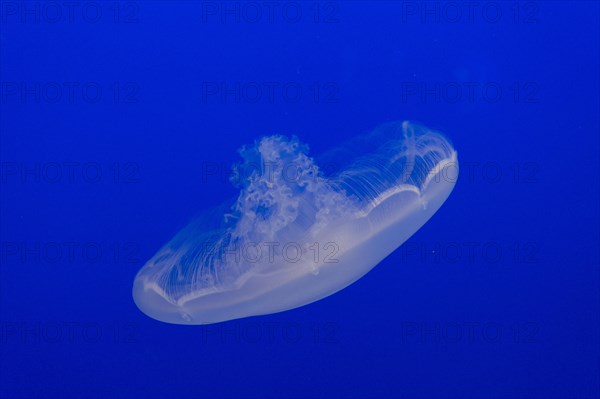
[132, 121, 459, 324]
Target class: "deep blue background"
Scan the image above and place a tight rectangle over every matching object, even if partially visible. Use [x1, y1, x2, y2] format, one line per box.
[1, 1, 599, 398]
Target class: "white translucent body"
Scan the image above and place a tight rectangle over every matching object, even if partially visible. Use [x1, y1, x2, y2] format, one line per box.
[133, 121, 459, 324]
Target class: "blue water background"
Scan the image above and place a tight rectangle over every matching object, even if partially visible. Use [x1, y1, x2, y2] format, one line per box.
[1, 1, 599, 398]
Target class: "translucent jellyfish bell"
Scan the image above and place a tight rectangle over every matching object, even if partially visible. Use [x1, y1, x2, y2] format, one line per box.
[133, 121, 459, 324]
